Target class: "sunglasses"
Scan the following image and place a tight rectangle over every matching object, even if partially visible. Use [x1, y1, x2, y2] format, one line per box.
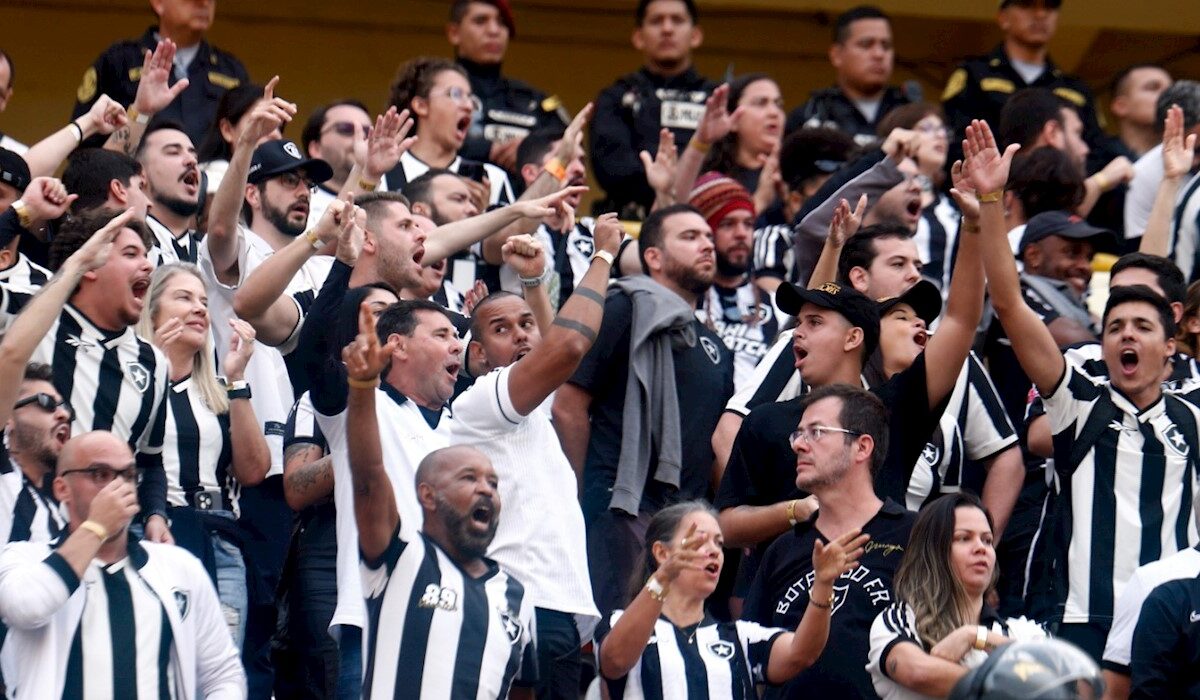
[322, 121, 372, 139]
[13, 392, 74, 421]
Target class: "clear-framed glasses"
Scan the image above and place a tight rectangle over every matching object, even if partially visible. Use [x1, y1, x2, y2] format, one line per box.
[435, 86, 476, 106]
[789, 425, 863, 445]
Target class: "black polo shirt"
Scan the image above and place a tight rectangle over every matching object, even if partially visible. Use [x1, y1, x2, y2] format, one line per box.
[744, 499, 916, 699]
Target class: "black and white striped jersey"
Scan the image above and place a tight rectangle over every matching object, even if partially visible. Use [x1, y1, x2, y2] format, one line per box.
[360, 530, 535, 699]
[1041, 361, 1200, 625]
[162, 376, 237, 515]
[595, 611, 785, 700]
[145, 215, 197, 268]
[0, 254, 50, 289]
[30, 305, 168, 460]
[0, 440, 63, 544]
[913, 194, 961, 298]
[64, 555, 175, 699]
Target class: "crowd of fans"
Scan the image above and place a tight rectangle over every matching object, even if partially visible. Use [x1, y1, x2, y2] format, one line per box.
[0, 0, 1198, 697]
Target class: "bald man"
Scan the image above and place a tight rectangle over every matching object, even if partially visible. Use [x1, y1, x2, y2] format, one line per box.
[343, 302, 537, 698]
[0, 431, 244, 698]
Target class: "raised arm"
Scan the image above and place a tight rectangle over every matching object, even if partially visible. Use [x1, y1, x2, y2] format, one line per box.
[921, 144, 1009, 408]
[342, 302, 401, 562]
[221, 319, 270, 488]
[0, 206, 126, 428]
[641, 128, 680, 212]
[23, 96, 127, 178]
[1078, 156, 1133, 218]
[672, 84, 740, 204]
[480, 104, 593, 265]
[104, 40, 189, 157]
[503, 214, 622, 416]
[971, 120, 1066, 394]
[1140, 105, 1197, 256]
[807, 195, 867, 288]
[766, 529, 869, 683]
[231, 199, 349, 345]
[598, 523, 709, 679]
[500, 235, 554, 336]
[423, 185, 586, 265]
[206, 77, 296, 282]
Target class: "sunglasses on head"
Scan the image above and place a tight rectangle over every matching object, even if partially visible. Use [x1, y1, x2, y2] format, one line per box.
[323, 121, 371, 139]
[13, 393, 74, 421]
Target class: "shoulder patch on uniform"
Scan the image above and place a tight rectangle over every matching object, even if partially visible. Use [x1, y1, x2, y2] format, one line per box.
[1053, 87, 1086, 107]
[77, 66, 97, 104]
[980, 77, 1016, 94]
[208, 72, 241, 90]
[541, 95, 561, 112]
[128, 67, 142, 82]
[942, 69, 968, 101]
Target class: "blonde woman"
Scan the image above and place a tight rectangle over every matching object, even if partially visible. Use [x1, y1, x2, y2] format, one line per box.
[137, 262, 270, 644]
[867, 494, 1017, 699]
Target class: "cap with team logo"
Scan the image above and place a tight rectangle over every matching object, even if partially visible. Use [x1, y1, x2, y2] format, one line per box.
[878, 278, 943, 326]
[776, 281, 881, 358]
[1018, 210, 1118, 256]
[0, 148, 31, 194]
[247, 140, 333, 186]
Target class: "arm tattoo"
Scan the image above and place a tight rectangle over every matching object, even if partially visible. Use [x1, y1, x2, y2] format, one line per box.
[572, 287, 605, 306]
[552, 316, 598, 342]
[111, 127, 134, 156]
[284, 447, 332, 497]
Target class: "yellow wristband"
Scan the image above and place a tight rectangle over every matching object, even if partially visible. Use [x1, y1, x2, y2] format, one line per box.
[786, 499, 798, 526]
[689, 138, 711, 154]
[11, 200, 32, 229]
[974, 625, 989, 650]
[127, 107, 150, 125]
[78, 520, 109, 542]
[347, 377, 380, 390]
[358, 178, 379, 192]
[545, 158, 567, 182]
[977, 190, 1003, 203]
[1090, 172, 1110, 192]
[303, 229, 322, 250]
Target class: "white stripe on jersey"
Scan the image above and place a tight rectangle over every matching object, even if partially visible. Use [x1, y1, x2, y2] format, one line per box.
[361, 533, 534, 700]
[0, 448, 63, 544]
[1169, 171, 1200, 281]
[596, 611, 783, 699]
[0, 254, 51, 289]
[912, 194, 961, 298]
[752, 224, 794, 284]
[30, 305, 168, 455]
[72, 558, 174, 699]
[145, 215, 197, 268]
[1044, 361, 1200, 623]
[163, 377, 233, 512]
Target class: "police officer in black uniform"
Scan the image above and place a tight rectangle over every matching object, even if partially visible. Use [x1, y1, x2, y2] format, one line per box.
[71, 1, 249, 148]
[942, 0, 1103, 160]
[590, 0, 717, 219]
[447, 0, 567, 174]
[785, 6, 914, 147]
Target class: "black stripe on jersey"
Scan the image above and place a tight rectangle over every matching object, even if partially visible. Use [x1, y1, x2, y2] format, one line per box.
[717, 622, 750, 699]
[91, 345, 124, 432]
[107, 569, 137, 697]
[497, 576, 527, 698]
[157, 606, 173, 700]
[128, 342, 160, 452]
[389, 539, 441, 699]
[451, 570, 491, 699]
[967, 359, 1015, 443]
[1138, 422, 1167, 564]
[169, 386, 203, 497]
[639, 638, 664, 700]
[9, 487, 36, 542]
[1165, 397, 1200, 550]
[1087, 424, 1120, 620]
[51, 312, 84, 409]
[922, 206, 949, 288]
[745, 345, 797, 411]
[676, 625, 711, 700]
[64, 623, 83, 699]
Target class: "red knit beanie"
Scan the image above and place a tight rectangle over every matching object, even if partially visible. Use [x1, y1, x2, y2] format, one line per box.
[688, 171, 755, 232]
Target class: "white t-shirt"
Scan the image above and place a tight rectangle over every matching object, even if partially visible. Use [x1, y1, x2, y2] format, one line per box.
[316, 385, 450, 631]
[199, 225, 332, 477]
[1125, 144, 1164, 240]
[1102, 545, 1200, 671]
[448, 365, 600, 640]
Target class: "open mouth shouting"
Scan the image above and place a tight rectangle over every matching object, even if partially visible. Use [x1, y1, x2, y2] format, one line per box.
[131, 277, 151, 306]
[1119, 347, 1140, 377]
[180, 169, 200, 197]
[455, 116, 471, 142]
[914, 329, 928, 348]
[469, 497, 494, 529]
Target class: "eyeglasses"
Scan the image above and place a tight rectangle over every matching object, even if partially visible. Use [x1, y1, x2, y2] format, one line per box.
[60, 464, 140, 485]
[274, 171, 316, 192]
[433, 86, 476, 106]
[321, 121, 372, 139]
[789, 425, 863, 445]
[13, 393, 74, 421]
[914, 123, 953, 140]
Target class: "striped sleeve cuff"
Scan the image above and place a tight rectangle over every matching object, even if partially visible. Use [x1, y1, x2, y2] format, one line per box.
[42, 552, 81, 594]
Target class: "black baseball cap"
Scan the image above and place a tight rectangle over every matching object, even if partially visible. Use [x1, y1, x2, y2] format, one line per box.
[777, 281, 881, 358]
[1018, 210, 1118, 256]
[878, 278, 943, 325]
[0, 148, 30, 194]
[247, 140, 333, 186]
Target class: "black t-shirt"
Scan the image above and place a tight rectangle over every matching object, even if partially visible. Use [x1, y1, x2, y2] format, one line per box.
[743, 499, 916, 699]
[717, 352, 945, 510]
[569, 291, 734, 521]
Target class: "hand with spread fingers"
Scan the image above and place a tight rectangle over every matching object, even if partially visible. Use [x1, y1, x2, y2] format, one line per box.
[654, 522, 711, 588]
[826, 194, 869, 249]
[1162, 104, 1198, 182]
[813, 528, 870, 587]
[961, 120, 1020, 197]
[693, 84, 743, 149]
[641, 128, 678, 199]
[362, 106, 417, 182]
[133, 39, 189, 117]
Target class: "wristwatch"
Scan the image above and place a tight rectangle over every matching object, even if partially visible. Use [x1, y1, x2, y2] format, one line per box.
[226, 379, 252, 400]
